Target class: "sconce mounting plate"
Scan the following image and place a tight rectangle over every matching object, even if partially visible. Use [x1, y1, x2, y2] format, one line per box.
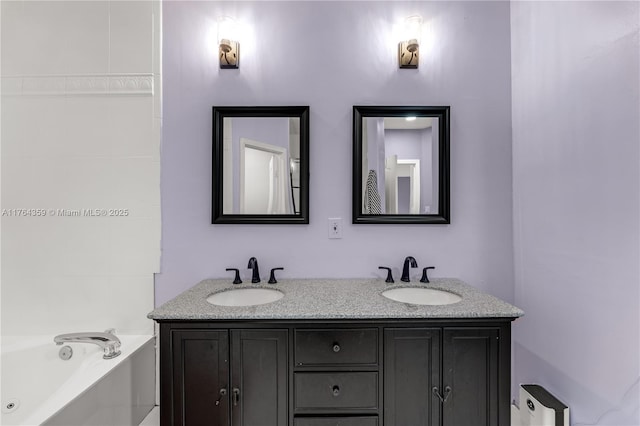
[398, 41, 419, 69]
[219, 39, 239, 69]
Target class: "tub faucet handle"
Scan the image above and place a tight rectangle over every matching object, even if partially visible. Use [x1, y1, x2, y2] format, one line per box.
[378, 267, 394, 283]
[420, 267, 435, 283]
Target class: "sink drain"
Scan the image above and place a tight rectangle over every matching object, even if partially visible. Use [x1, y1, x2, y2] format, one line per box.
[2, 398, 20, 414]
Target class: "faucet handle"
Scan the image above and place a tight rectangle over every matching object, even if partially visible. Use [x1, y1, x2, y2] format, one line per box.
[104, 328, 116, 335]
[420, 267, 435, 283]
[226, 268, 242, 284]
[268, 268, 284, 284]
[378, 267, 394, 283]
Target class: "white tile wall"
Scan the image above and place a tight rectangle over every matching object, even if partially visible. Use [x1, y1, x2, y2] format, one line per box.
[2, 217, 113, 277]
[109, 1, 154, 74]
[5, 1, 110, 76]
[1, 97, 72, 158]
[108, 98, 156, 157]
[63, 97, 114, 157]
[1, 1, 161, 337]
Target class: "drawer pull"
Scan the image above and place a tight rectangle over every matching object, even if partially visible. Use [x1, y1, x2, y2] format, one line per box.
[332, 343, 341, 353]
[332, 385, 340, 397]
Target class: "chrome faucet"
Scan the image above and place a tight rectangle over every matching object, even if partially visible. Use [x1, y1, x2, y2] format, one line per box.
[54, 329, 121, 359]
[248, 257, 261, 283]
[401, 256, 418, 282]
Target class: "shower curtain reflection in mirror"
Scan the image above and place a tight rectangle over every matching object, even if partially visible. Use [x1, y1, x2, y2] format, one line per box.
[221, 116, 298, 215]
[239, 138, 290, 214]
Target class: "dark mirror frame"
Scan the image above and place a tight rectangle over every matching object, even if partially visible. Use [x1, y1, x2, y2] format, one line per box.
[352, 105, 450, 224]
[212, 106, 310, 224]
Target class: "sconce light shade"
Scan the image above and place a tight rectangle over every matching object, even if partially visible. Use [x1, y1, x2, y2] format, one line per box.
[218, 16, 239, 69]
[398, 15, 422, 69]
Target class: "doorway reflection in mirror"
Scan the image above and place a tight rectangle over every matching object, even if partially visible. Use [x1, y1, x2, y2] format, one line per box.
[222, 117, 300, 215]
[361, 117, 439, 215]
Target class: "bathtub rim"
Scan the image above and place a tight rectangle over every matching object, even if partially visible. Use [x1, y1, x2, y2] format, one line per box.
[1, 334, 154, 426]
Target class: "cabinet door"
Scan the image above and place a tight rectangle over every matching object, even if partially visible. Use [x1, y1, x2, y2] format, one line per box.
[383, 328, 440, 426]
[441, 328, 499, 426]
[231, 329, 288, 426]
[171, 330, 230, 426]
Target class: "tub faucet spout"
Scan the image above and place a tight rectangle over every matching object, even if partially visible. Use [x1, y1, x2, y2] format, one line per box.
[54, 330, 121, 359]
[401, 256, 418, 282]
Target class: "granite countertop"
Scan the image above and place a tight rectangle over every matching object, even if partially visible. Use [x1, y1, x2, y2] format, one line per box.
[148, 278, 524, 321]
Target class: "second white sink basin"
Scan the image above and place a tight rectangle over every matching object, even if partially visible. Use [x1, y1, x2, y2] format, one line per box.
[207, 288, 284, 307]
[382, 287, 462, 305]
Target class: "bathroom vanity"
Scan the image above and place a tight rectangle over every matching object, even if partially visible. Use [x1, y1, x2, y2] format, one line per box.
[148, 279, 523, 426]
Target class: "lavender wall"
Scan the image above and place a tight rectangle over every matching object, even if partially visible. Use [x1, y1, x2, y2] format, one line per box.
[384, 129, 424, 159]
[158, 1, 514, 309]
[511, 2, 639, 424]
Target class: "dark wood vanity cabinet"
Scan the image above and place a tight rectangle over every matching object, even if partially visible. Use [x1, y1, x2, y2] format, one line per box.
[164, 328, 288, 426]
[441, 328, 500, 426]
[383, 328, 440, 426]
[169, 329, 229, 426]
[293, 328, 380, 425]
[160, 321, 511, 426]
[384, 327, 503, 426]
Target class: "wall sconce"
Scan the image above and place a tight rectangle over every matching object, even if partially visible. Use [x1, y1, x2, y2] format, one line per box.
[218, 16, 239, 69]
[398, 15, 422, 69]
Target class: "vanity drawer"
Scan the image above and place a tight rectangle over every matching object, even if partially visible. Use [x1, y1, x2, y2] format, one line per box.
[295, 329, 378, 366]
[294, 417, 378, 426]
[294, 372, 378, 410]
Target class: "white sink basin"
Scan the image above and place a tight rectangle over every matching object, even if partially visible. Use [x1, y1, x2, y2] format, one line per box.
[382, 287, 462, 305]
[207, 288, 284, 307]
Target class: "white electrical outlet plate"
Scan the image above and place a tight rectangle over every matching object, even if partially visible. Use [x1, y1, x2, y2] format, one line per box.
[328, 218, 343, 239]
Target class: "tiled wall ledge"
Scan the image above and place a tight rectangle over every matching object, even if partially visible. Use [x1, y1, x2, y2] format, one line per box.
[1, 74, 154, 96]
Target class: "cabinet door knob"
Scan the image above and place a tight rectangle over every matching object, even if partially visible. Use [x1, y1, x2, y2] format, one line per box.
[232, 388, 240, 406]
[332, 343, 341, 353]
[332, 385, 340, 397]
[215, 388, 227, 406]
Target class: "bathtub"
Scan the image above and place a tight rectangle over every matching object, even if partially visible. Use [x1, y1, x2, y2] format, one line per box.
[1, 334, 155, 425]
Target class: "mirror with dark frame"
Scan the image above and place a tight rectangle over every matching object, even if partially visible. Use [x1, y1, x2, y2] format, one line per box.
[352, 106, 450, 224]
[212, 106, 309, 224]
